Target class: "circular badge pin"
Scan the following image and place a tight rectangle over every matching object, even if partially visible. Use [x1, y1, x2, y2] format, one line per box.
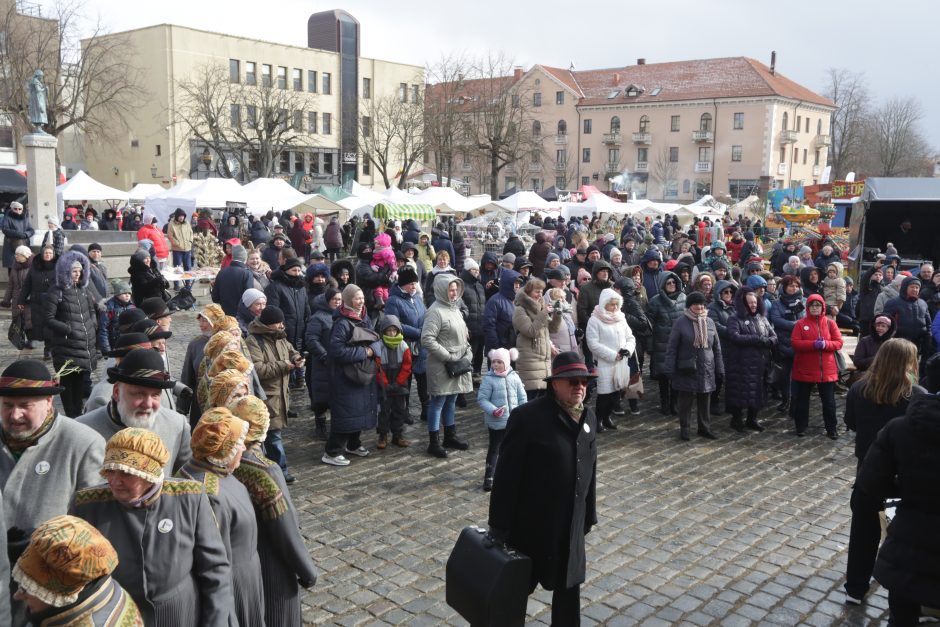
[583, 423, 591, 433]
[803, 325, 810, 331]
[744, 320, 751, 325]
[34, 461, 50, 475]
[157, 519, 174, 534]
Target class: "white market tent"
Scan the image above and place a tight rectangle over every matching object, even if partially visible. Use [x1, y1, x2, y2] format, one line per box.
[56, 170, 129, 214]
[127, 183, 165, 202]
[144, 178, 248, 224]
[581, 192, 627, 213]
[495, 190, 550, 212]
[350, 181, 386, 205]
[381, 186, 415, 204]
[241, 178, 346, 216]
[413, 186, 477, 213]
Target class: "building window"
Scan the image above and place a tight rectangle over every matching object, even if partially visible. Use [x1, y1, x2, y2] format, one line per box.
[805, 117, 810, 133]
[608, 148, 620, 163]
[555, 91, 564, 105]
[637, 147, 648, 163]
[229, 59, 240, 83]
[361, 115, 371, 138]
[278, 109, 288, 132]
[292, 68, 302, 91]
[782, 112, 788, 131]
[531, 178, 541, 192]
[669, 147, 679, 162]
[245, 62, 256, 86]
[556, 149, 566, 166]
[581, 176, 590, 186]
[583, 119, 592, 134]
[698, 147, 712, 162]
[362, 77, 371, 99]
[557, 120, 566, 135]
[323, 152, 334, 175]
[261, 64, 272, 87]
[817, 119, 822, 135]
[308, 111, 317, 133]
[639, 115, 649, 132]
[582, 148, 590, 163]
[555, 176, 566, 188]
[293, 110, 303, 132]
[505, 176, 516, 190]
[793, 147, 799, 163]
[728, 179, 759, 200]
[814, 149, 820, 166]
[230, 104, 240, 127]
[322, 112, 331, 135]
[700, 113, 712, 132]
[248, 150, 259, 173]
[247, 105, 257, 127]
[155, 144, 161, 157]
[796, 115, 801, 132]
[533, 92, 541, 107]
[308, 152, 320, 173]
[803, 148, 807, 164]
[276, 66, 287, 89]
[665, 180, 678, 198]
[733, 112, 744, 129]
[322, 73, 331, 95]
[362, 157, 370, 176]
[307, 70, 317, 93]
[670, 115, 680, 132]
[731, 145, 742, 162]
[411, 85, 420, 103]
[532, 121, 541, 138]
[279, 151, 290, 173]
[779, 147, 785, 163]
[399, 83, 407, 103]
[610, 116, 620, 133]
[530, 149, 539, 163]
[0, 119, 13, 149]
[511, 94, 520, 107]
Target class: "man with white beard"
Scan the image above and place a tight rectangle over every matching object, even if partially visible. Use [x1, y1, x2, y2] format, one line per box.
[77, 349, 191, 476]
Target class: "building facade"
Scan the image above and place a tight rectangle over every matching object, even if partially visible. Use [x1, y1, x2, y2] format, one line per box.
[80, 11, 423, 190]
[448, 57, 835, 202]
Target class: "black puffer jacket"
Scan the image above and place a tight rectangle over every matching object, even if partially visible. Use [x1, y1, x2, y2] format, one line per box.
[263, 269, 310, 350]
[615, 277, 651, 340]
[857, 268, 883, 323]
[18, 253, 57, 340]
[646, 271, 686, 377]
[460, 269, 485, 337]
[128, 253, 168, 306]
[707, 279, 738, 355]
[43, 251, 99, 372]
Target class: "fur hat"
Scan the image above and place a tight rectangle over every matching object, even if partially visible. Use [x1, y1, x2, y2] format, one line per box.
[397, 266, 419, 286]
[488, 347, 518, 368]
[192, 408, 249, 468]
[686, 291, 708, 307]
[101, 427, 169, 484]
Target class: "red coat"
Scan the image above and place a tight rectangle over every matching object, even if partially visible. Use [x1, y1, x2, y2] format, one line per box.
[726, 237, 745, 263]
[790, 294, 843, 383]
[137, 224, 169, 259]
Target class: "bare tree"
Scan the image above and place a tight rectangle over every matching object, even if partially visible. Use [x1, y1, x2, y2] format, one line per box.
[392, 87, 427, 189]
[176, 62, 313, 180]
[822, 68, 870, 179]
[424, 53, 468, 187]
[0, 0, 147, 156]
[358, 90, 426, 189]
[863, 96, 932, 177]
[650, 146, 678, 201]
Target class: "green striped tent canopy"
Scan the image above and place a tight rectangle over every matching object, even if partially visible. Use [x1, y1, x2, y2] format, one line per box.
[372, 202, 436, 221]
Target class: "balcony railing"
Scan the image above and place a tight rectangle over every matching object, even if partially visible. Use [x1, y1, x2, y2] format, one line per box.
[815, 134, 831, 147]
[632, 132, 651, 144]
[604, 162, 620, 175]
[461, 162, 472, 171]
[694, 161, 712, 173]
[554, 134, 568, 145]
[528, 163, 542, 172]
[777, 163, 788, 175]
[692, 130, 713, 142]
[779, 130, 798, 144]
[634, 162, 649, 172]
[602, 132, 621, 145]
[554, 161, 568, 172]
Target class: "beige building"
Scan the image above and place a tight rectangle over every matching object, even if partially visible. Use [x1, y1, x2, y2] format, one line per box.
[80, 11, 423, 191]
[452, 57, 834, 202]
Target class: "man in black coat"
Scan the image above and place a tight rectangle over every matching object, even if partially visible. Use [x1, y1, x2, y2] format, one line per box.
[211, 245, 253, 316]
[1, 202, 35, 305]
[264, 256, 311, 390]
[460, 259, 486, 381]
[488, 352, 598, 625]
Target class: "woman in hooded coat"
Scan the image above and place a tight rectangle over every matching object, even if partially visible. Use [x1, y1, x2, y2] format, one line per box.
[305, 287, 342, 440]
[725, 287, 777, 432]
[324, 217, 344, 261]
[790, 293, 843, 438]
[217, 213, 241, 244]
[586, 288, 636, 430]
[512, 278, 557, 399]
[128, 249, 169, 306]
[647, 271, 686, 415]
[768, 275, 805, 413]
[17, 245, 57, 351]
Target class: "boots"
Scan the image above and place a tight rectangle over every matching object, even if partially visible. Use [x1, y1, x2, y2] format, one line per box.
[745, 408, 764, 432]
[442, 425, 469, 450]
[313, 415, 327, 441]
[483, 465, 494, 492]
[659, 380, 671, 415]
[729, 409, 745, 433]
[427, 431, 447, 458]
[420, 401, 428, 422]
[679, 412, 691, 441]
[697, 415, 718, 440]
[455, 394, 468, 408]
[376, 433, 388, 450]
[775, 399, 789, 413]
[601, 415, 618, 430]
[392, 434, 411, 447]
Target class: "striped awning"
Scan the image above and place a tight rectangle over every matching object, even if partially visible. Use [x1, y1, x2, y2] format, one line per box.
[372, 202, 436, 221]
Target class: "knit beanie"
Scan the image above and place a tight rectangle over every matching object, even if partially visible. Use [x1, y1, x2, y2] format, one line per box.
[14, 245, 31, 258]
[241, 288, 266, 308]
[258, 305, 284, 325]
[464, 258, 479, 271]
[488, 347, 519, 367]
[232, 245, 247, 263]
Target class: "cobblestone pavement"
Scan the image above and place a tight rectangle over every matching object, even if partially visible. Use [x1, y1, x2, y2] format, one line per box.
[4, 306, 895, 626]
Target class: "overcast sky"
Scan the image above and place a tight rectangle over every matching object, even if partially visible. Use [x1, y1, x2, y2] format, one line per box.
[41, 0, 939, 150]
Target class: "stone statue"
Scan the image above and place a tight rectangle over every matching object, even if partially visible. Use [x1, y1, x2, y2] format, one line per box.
[27, 69, 48, 131]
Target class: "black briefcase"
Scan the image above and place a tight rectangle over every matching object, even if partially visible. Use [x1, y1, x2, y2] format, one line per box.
[445, 525, 532, 627]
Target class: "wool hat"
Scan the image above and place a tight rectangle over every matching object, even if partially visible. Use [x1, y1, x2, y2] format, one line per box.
[110, 280, 132, 296]
[101, 427, 169, 484]
[501, 253, 516, 265]
[544, 351, 597, 382]
[397, 266, 419, 286]
[514, 256, 533, 271]
[309, 249, 325, 261]
[464, 258, 479, 271]
[270, 233, 288, 244]
[259, 305, 284, 325]
[207, 350, 253, 379]
[228, 395, 270, 443]
[342, 284, 364, 309]
[131, 249, 149, 264]
[104, 332, 152, 359]
[141, 297, 171, 320]
[488, 347, 518, 368]
[0, 360, 64, 397]
[203, 332, 241, 364]
[192, 408, 249, 468]
[799, 246, 812, 256]
[14, 245, 31, 258]
[88, 243, 103, 253]
[547, 268, 568, 281]
[241, 288, 266, 308]
[231, 245, 248, 263]
[208, 369, 250, 409]
[107, 348, 175, 389]
[45, 215, 59, 228]
[117, 308, 148, 333]
[13, 515, 118, 607]
[305, 263, 330, 281]
[874, 314, 892, 326]
[282, 257, 303, 271]
[198, 304, 226, 327]
[9, 201, 22, 209]
[130, 318, 172, 341]
[686, 291, 708, 307]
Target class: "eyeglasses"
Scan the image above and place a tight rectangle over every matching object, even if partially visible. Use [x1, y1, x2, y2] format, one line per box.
[564, 379, 589, 387]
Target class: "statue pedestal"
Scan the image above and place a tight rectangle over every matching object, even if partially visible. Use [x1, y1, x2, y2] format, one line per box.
[22, 132, 58, 237]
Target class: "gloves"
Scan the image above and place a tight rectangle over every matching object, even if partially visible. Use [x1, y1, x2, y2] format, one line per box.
[8, 526, 32, 565]
[814, 338, 826, 350]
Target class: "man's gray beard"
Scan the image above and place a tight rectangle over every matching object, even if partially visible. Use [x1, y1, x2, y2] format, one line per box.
[122, 412, 156, 430]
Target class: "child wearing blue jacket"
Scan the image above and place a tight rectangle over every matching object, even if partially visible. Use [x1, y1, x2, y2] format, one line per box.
[477, 347, 527, 492]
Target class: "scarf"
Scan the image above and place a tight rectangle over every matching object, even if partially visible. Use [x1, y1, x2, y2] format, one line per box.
[493, 367, 510, 378]
[1, 407, 56, 454]
[559, 400, 584, 421]
[382, 334, 403, 349]
[128, 480, 163, 509]
[591, 305, 625, 325]
[339, 304, 363, 321]
[684, 308, 709, 348]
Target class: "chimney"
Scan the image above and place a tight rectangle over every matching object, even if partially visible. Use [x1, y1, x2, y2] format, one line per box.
[612, 72, 620, 86]
[513, 66, 523, 81]
[637, 58, 646, 65]
[770, 51, 776, 75]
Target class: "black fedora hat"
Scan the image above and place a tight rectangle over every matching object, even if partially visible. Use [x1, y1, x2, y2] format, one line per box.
[104, 332, 153, 359]
[107, 349, 175, 389]
[544, 351, 597, 382]
[140, 297, 171, 320]
[131, 319, 172, 341]
[117, 309, 148, 333]
[0, 360, 65, 396]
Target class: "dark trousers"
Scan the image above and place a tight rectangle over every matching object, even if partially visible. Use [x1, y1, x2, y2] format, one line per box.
[378, 393, 407, 436]
[470, 333, 485, 377]
[677, 391, 711, 433]
[525, 389, 542, 402]
[264, 428, 288, 471]
[657, 375, 677, 411]
[777, 357, 795, 403]
[326, 430, 362, 457]
[845, 487, 880, 599]
[172, 250, 193, 288]
[550, 584, 581, 626]
[408, 372, 428, 419]
[887, 589, 921, 626]
[791, 381, 837, 433]
[484, 427, 506, 479]
[595, 392, 617, 424]
[60, 370, 90, 418]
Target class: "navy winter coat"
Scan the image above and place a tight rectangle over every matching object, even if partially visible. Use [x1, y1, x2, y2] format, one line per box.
[383, 283, 427, 375]
[432, 230, 456, 264]
[264, 269, 310, 351]
[304, 294, 335, 403]
[662, 314, 723, 394]
[707, 279, 737, 356]
[18, 254, 56, 340]
[881, 277, 932, 345]
[327, 310, 379, 433]
[1, 210, 34, 268]
[211, 260, 252, 316]
[646, 272, 686, 377]
[768, 291, 804, 358]
[724, 288, 777, 409]
[460, 269, 485, 337]
[483, 268, 520, 352]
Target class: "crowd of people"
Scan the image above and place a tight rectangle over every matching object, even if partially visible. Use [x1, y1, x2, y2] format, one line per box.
[1, 198, 940, 624]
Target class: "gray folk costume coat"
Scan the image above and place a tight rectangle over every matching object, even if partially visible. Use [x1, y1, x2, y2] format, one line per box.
[77, 404, 192, 476]
[177, 462, 266, 627]
[0, 415, 105, 530]
[70, 479, 234, 627]
[421, 273, 473, 397]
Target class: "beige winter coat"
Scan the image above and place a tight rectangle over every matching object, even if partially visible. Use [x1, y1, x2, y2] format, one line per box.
[512, 288, 558, 391]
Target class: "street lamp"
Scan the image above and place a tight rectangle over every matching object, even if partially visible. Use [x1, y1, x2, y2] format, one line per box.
[201, 148, 212, 178]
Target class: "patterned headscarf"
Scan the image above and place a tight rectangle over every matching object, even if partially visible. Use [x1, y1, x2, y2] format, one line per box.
[208, 350, 253, 379]
[204, 332, 242, 365]
[198, 304, 226, 328]
[101, 428, 169, 484]
[13, 515, 118, 607]
[228, 395, 270, 443]
[208, 369, 250, 408]
[192, 408, 248, 469]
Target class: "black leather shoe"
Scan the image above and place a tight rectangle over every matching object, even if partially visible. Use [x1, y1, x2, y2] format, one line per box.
[284, 472, 296, 484]
[697, 429, 718, 440]
[287, 410, 299, 418]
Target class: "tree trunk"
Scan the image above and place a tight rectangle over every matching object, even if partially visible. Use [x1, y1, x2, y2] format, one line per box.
[489, 152, 499, 199]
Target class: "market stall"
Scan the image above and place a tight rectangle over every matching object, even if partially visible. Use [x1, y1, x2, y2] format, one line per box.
[56, 170, 130, 215]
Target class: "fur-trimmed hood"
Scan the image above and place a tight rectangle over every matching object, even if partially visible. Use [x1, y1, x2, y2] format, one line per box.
[54, 249, 90, 289]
